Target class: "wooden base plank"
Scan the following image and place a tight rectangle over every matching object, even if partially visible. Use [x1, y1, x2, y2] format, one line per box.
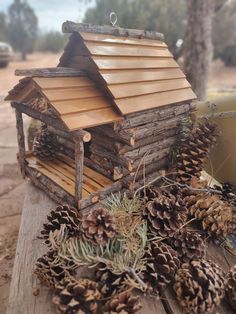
[6, 184, 56, 314]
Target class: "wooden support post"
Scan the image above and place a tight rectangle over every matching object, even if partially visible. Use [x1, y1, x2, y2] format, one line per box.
[74, 137, 84, 209]
[15, 109, 26, 178]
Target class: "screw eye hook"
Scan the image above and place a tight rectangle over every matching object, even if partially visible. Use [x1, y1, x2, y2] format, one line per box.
[110, 12, 118, 27]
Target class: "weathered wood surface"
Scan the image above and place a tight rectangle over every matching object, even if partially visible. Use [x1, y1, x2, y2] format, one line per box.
[74, 138, 84, 207]
[48, 125, 91, 143]
[15, 110, 26, 178]
[7, 184, 166, 314]
[114, 102, 194, 130]
[62, 21, 164, 41]
[11, 102, 68, 131]
[15, 67, 86, 77]
[6, 184, 56, 314]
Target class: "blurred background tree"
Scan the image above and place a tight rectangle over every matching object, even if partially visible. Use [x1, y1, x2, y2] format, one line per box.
[83, 0, 186, 57]
[213, 0, 236, 66]
[8, 0, 38, 60]
[0, 12, 8, 41]
[36, 31, 68, 53]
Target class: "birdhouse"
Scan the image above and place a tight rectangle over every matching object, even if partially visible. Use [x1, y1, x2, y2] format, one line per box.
[5, 21, 196, 210]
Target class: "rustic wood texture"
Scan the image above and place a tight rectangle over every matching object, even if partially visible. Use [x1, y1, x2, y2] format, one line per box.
[15, 67, 85, 77]
[15, 110, 26, 178]
[62, 21, 164, 41]
[6, 184, 56, 314]
[47, 126, 91, 143]
[7, 77, 123, 130]
[74, 138, 84, 207]
[25, 152, 113, 199]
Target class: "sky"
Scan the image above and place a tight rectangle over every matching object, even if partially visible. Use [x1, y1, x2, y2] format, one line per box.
[0, 0, 95, 32]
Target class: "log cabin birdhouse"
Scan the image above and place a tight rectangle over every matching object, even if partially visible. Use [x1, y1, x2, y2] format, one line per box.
[5, 21, 197, 210]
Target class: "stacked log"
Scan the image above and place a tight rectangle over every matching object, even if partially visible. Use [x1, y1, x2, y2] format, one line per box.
[88, 102, 195, 189]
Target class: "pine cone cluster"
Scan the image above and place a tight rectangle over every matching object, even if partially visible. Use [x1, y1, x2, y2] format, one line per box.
[52, 276, 101, 314]
[103, 289, 142, 314]
[41, 205, 81, 243]
[81, 207, 116, 245]
[144, 241, 180, 293]
[225, 265, 236, 310]
[176, 120, 218, 184]
[175, 259, 225, 314]
[34, 250, 75, 289]
[143, 189, 187, 237]
[168, 229, 206, 263]
[187, 193, 234, 238]
[32, 126, 58, 161]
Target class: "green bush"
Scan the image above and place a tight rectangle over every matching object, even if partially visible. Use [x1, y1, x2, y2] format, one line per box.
[36, 31, 68, 53]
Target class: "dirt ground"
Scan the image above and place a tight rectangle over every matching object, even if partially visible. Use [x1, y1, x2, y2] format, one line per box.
[0, 52, 60, 314]
[0, 52, 235, 313]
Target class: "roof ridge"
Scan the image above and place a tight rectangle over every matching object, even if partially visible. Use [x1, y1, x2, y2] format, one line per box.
[62, 21, 164, 41]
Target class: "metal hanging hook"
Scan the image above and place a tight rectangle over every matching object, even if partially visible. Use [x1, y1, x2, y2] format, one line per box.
[110, 12, 118, 27]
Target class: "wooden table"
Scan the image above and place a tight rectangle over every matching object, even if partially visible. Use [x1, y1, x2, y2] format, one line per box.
[6, 183, 235, 314]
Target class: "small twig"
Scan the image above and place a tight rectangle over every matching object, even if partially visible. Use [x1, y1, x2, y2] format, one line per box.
[162, 176, 223, 195]
[129, 268, 147, 291]
[134, 172, 177, 198]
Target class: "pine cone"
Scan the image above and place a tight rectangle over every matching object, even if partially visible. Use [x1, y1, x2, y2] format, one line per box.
[81, 207, 116, 245]
[143, 241, 180, 293]
[52, 276, 101, 314]
[32, 126, 58, 160]
[143, 189, 187, 237]
[213, 182, 236, 207]
[175, 259, 225, 314]
[96, 268, 129, 297]
[188, 193, 234, 238]
[140, 186, 159, 202]
[34, 250, 75, 289]
[103, 289, 142, 314]
[176, 120, 218, 184]
[168, 229, 206, 263]
[41, 205, 81, 243]
[225, 264, 236, 310]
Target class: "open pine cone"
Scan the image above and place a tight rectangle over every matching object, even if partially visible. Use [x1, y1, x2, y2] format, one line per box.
[143, 241, 180, 293]
[143, 189, 187, 237]
[187, 193, 234, 238]
[225, 264, 236, 310]
[81, 207, 116, 245]
[52, 276, 101, 314]
[96, 267, 129, 297]
[32, 126, 58, 160]
[176, 120, 218, 184]
[41, 205, 81, 243]
[175, 259, 225, 314]
[103, 289, 142, 314]
[168, 229, 206, 263]
[34, 250, 75, 289]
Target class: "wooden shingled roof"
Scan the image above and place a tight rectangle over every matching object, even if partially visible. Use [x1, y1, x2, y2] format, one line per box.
[59, 21, 197, 115]
[5, 74, 122, 131]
